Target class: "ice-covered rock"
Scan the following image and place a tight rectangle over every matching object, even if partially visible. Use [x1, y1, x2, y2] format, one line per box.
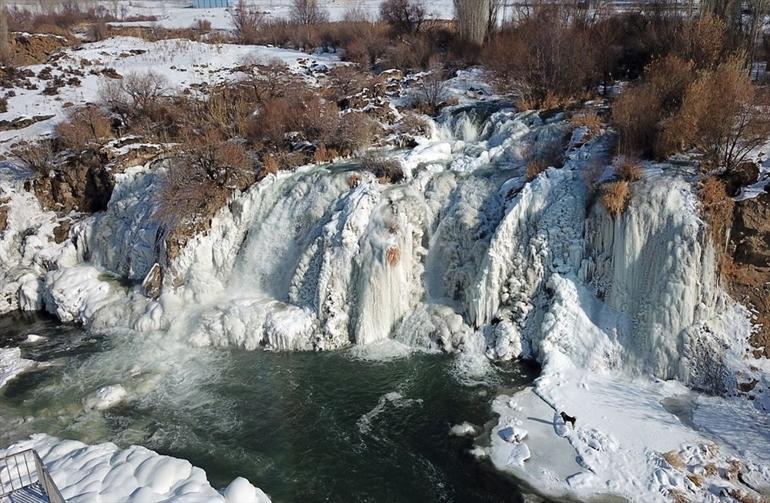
[0, 434, 271, 502]
[83, 385, 128, 411]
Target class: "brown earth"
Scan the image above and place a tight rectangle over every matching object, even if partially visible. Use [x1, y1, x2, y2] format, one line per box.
[726, 190, 770, 357]
[8, 32, 71, 66]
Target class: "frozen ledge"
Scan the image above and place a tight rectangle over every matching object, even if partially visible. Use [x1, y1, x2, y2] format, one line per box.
[0, 434, 271, 503]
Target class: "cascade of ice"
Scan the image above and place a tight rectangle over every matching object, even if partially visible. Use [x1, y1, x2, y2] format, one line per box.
[580, 174, 721, 379]
[10, 103, 729, 376]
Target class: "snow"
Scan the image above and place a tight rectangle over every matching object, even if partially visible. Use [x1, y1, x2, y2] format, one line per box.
[0, 347, 36, 388]
[0, 434, 271, 503]
[0, 36, 339, 148]
[448, 422, 477, 437]
[103, 0, 456, 30]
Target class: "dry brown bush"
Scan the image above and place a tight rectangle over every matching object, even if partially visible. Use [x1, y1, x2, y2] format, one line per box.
[612, 55, 695, 157]
[661, 56, 770, 171]
[262, 155, 279, 175]
[600, 180, 630, 217]
[55, 105, 113, 150]
[613, 156, 643, 182]
[686, 473, 705, 488]
[386, 245, 401, 266]
[11, 141, 56, 177]
[335, 112, 378, 155]
[360, 154, 404, 184]
[347, 173, 361, 188]
[700, 176, 734, 250]
[155, 133, 254, 229]
[570, 110, 603, 139]
[231, 0, 264, 44]
[380, 0, 425, 35]
[663, 451, 686, 471]
[483, 6, 602, 108]
[525, 160, 548, 181]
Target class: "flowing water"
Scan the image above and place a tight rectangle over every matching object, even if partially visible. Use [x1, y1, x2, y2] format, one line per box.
[0, 312, 541, 502]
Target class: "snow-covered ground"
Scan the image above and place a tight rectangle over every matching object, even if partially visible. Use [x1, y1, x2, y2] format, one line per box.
[0, 434, 270, 502]
[0, 36, 338, 147]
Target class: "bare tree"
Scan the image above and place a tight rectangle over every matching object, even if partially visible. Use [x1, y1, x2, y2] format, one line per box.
[0, 0, 9, 64]
[379, 0, 426, 34]
[231, 0, 264, 44]
[417, 56, 448, 114]
[454, 0, 489, 45]
[290, 0, 328, 26]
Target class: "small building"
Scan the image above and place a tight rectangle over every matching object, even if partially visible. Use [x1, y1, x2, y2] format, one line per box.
[192, 0, 230, 8]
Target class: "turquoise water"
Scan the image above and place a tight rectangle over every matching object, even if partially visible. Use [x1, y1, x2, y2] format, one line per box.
[0, 312, 541, 502]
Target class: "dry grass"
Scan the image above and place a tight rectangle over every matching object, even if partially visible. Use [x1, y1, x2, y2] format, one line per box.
[526, 160, 548, 181]
[686, 473, 705, 488]
[347, 173, 361, 188]
[570, 110, 603, 139]
[360, 154, 404, 184]
[262, 155, 279, 175]
[600, 180, 630, 217]
[699, 176, 734, 250]
[704, 463, 718, 477]
[613, 156, 643, 182]
[663, 451, 686, 471]
[667, 489, 690, 503]
[313, 144, 339, 163]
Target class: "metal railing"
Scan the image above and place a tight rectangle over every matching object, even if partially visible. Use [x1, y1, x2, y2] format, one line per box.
[0, 449, 65, 503]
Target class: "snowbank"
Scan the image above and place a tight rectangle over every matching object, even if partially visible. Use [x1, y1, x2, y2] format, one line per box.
[0, 434, 270, 503]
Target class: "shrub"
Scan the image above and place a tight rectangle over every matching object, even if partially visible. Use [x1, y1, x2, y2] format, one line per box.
[231, 0, 264, 44]
[11, 141, 56, 177]
[612, 55, 695, 157]
[380, 0, 426, 35]
[347, 173, 361, 188]
[100, 71, 168, 119]
[290, 0, 328, 26]
[570, 110, 603, 140]
[55, 105, 113, 150]
[262, 155, 279, 175]
[661, 56, 770, 171]
[600, 180, 630, 217]
[525, 160, 548, 181]
[662, 451, 686, 471]
[386, 245, 401, 266]
[335, 112, 378, 155]
[613, 156, 643, 182]
[415, 56, 448, 115]
[155, 134, 255, 228]
[360, 154, 404, 183]
[483, 6, 601, 108]
[700, 176, 734, 249]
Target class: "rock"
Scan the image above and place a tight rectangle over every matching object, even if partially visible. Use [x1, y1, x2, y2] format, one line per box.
[142, 263, 163, 299]
[722, 161, 760, 196]
[52, 220, 71, 243]
[0, 203, 7, 233]
[731, 191, 770, 267]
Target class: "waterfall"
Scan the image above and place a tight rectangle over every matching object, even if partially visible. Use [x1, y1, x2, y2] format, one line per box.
[14, 105, 730, 383]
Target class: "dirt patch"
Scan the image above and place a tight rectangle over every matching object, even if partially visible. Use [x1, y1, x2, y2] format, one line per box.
[726, 191, 770, 357]
[8, 32, 71, 66]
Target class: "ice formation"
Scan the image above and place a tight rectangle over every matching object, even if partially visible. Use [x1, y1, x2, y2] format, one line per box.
[0, 434, 271, 503]
[1, 99, 768, 502]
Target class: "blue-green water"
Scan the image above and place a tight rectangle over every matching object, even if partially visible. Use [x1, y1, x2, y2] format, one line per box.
[0, 312, 540, 502]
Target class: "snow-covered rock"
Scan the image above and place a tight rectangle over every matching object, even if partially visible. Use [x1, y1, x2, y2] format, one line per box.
[0, 434, 271, 503]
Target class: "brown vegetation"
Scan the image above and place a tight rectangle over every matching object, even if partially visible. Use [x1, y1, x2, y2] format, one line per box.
[613, 157, 643, 182]
[360, 154, 404, 184]
[663, 451, 686, 471]
[600, 180, 630, 217]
